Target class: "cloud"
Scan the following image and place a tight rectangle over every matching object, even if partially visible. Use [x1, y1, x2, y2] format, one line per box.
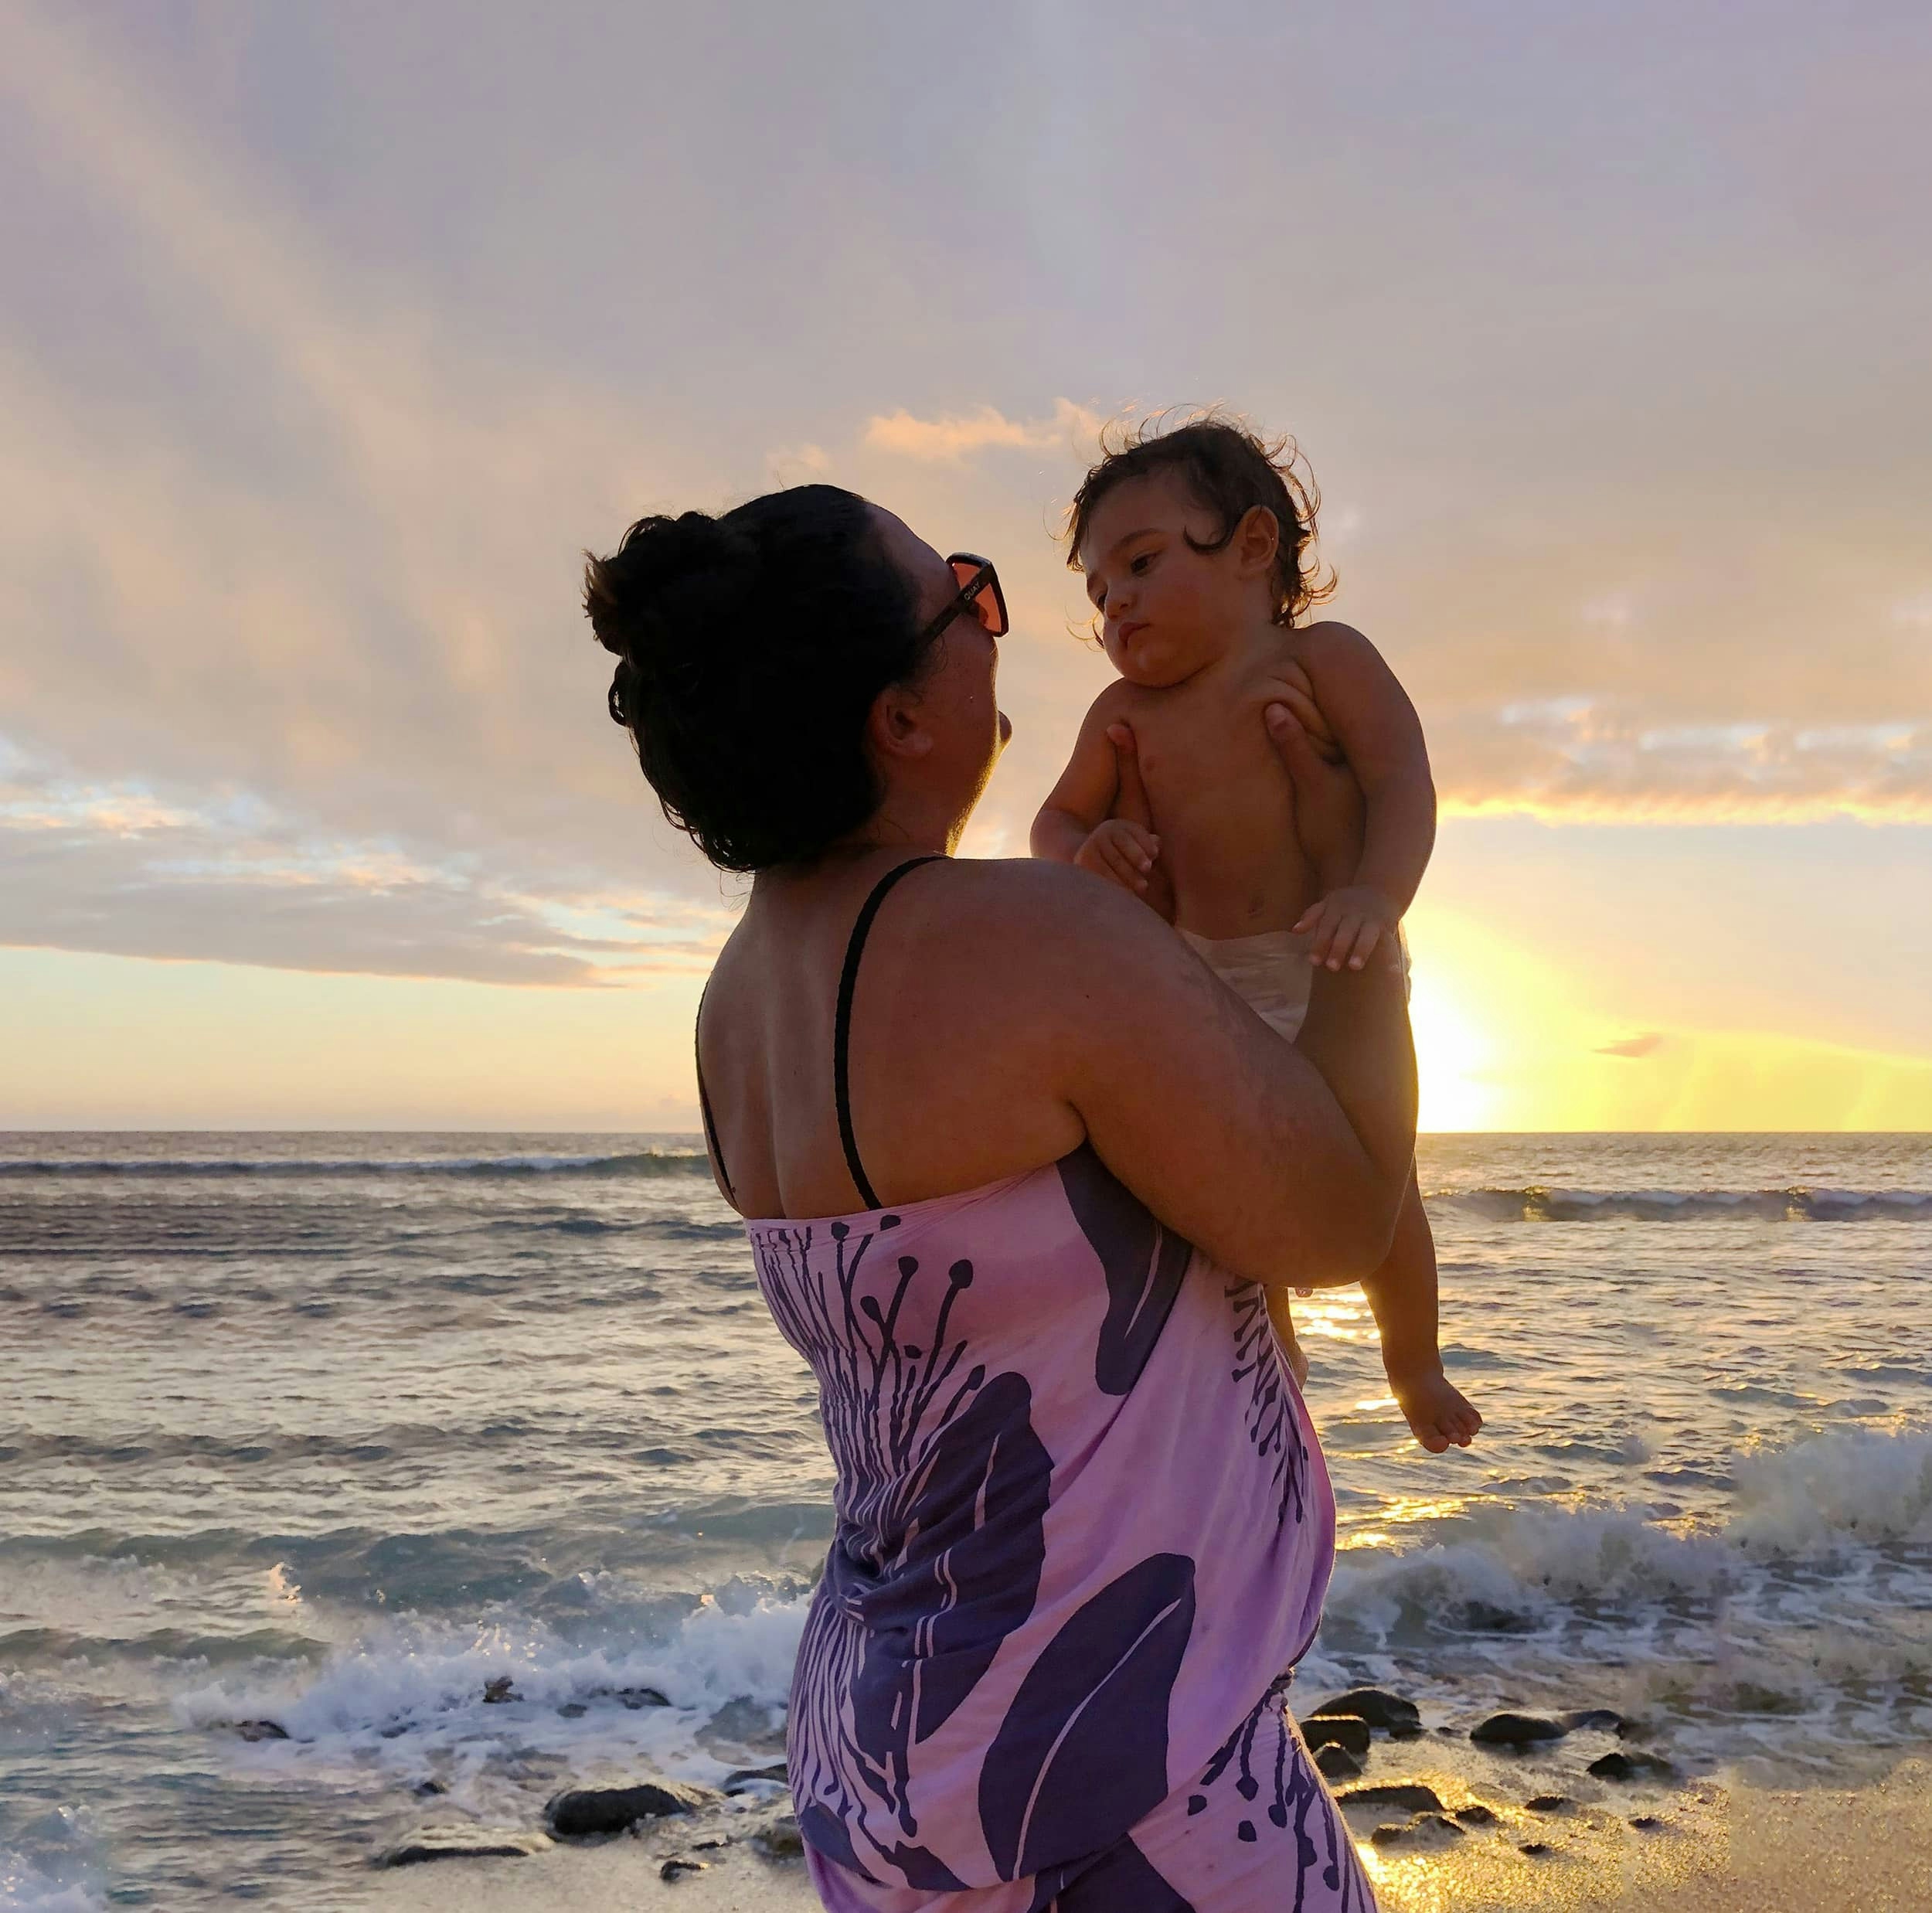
[1596, 1032, 1666, 1059]
[0, 750, 730, 986]
[1434, 702, 1932, 823]
[865, 398, 1103, 462]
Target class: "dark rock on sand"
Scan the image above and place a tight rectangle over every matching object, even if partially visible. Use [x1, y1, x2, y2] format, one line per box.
[557, 1702, 587, 1719]
[1526, 1794, 1570, 1813]
[1520, 1840, 1551, 1855]
[481, 1677, 517, 1704]
[374, 1826, 551, 1867]
[233, 1720, 289, 1742]
[1310, 1688, 1420, 1734]
[546, 1779, 719, 1837]
[661, 1857, 709, 1881]
[411, 1780, 447, 1799]
[1338, 1782, 1445, 1816]
[1454, 1804, 1498, 1826]
[1302, 1716, 1371, 1758]
[723, 1763, 791, 1793]
[1315, 1745, 1362, 1782]
[1589, 1751, 1675, 1783]
[1471, 1711, 1566, 1748]
[756, 1816, 805, 1860]
[1370, 1815, 1462, 1847]
[1630, 1814, 1663, 1830]
[1563, 1708, 1626, 1734]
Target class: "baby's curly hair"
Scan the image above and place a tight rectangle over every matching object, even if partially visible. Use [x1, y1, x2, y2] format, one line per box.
[1065, 410, 1335, 627]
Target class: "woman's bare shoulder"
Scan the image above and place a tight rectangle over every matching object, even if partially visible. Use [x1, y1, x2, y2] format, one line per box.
[920, 855, 1168, 964]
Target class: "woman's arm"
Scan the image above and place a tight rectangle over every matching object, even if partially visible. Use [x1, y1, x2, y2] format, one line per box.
[976, 713, 1411, 1285]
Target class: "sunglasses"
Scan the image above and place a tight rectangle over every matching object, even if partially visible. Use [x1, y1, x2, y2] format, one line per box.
[917, 553, 1009, 647]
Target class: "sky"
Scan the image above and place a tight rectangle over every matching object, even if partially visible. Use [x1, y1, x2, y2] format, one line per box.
[1, 0, 1927, 1131]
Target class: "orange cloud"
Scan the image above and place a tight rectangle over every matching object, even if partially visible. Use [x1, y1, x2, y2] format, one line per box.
[865, 399, 1103, 462]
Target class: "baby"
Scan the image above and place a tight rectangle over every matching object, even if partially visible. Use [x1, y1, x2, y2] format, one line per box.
[1032, 415, 1480, 1454]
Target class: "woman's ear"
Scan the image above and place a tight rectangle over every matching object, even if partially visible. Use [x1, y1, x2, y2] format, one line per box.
[1233, 504, 1281, 580]
[866, 680, 935, 763]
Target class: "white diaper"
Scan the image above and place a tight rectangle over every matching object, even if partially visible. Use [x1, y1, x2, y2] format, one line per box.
[1180, 925, 1412, 1041]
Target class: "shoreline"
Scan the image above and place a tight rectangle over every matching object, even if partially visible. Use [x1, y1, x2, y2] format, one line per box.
[367, 1756, 1932, 1911]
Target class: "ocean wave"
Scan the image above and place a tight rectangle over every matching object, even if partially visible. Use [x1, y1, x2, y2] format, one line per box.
[175, 1578, 812, 1815]
[1428, 1184, 1932, 1222]
[1312, 1426, 1932, 1756]
[0, 1150, 711, 1180]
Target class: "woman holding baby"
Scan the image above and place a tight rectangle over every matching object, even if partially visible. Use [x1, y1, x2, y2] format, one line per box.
[584, 420, 1420, 1910]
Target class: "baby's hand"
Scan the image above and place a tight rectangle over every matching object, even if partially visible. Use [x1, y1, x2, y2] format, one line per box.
[1294, 884, 1398, 972]
[1077, 818, 1161, 897]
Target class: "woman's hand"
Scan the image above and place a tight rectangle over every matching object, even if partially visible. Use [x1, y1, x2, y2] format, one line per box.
[1267, 702, 1365, 891]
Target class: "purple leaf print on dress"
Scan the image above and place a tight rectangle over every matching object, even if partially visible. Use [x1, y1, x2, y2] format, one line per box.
[846, 1370, 1050, 1809]
[1025, 1836, 1197, 1912]
[1056, 1146, 1194, 1395]
[979, 1552, 1197, 1881]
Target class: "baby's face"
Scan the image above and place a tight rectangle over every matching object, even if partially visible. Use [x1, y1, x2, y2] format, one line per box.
[1078, 471, 1247, 688]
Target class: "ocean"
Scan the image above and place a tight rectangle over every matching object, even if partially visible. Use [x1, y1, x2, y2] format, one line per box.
[3, 1132, 1929, 1908]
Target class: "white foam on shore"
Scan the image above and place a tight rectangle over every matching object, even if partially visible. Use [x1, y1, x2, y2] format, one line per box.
[174, 1578, 813, 1821]
[1308, 1425, 1932, 1762]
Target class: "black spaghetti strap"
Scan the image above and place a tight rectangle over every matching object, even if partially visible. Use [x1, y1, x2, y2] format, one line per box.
[694, 983, 734, 1201]
[835, 857, 944, 1210]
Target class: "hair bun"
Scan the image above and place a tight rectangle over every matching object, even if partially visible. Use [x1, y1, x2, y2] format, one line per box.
[583, 510, 760, 676]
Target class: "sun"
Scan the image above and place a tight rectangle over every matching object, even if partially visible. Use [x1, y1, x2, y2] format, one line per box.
[1408, 962, 1502, 1132]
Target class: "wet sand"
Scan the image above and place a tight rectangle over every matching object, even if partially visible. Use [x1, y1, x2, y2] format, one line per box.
[371, 1758, 1932, 1911]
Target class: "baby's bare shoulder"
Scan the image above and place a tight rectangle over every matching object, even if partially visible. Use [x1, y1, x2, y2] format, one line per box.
[1284, 618, 1381, 670]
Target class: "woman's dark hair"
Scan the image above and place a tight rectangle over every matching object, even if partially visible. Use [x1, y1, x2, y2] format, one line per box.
[584, 485, 930, 872]
[1065, 410, 1335, 627]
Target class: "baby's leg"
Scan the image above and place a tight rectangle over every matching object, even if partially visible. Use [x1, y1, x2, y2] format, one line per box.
[1362, 1168, 1481, 1452]
[1263, 1283, 1309, 1387]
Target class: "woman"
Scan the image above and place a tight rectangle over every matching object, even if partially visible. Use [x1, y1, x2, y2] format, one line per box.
[584, 485, 1411, 1911]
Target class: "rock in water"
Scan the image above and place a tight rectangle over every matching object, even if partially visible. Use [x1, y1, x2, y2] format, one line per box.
[233, 1720, 289, 1743]
[481, 1677, 517, 1704]
[1338, 1782, 1445, 1815]
[1315, 1745, 1362, 1782]
[1563, 1708, 1626, 1734]
[1589, 1751, 1675, 1783]
[723, 1762, 791, 1793]
[1526, 1795, 1570, 1813]
[614, 1687, 672, 1710]
[661, 1857, 709, 1880]
[1471, 1712, 1566, 1748]
[546, 1779, 719, 1837]
[1309, 1688, 1420, 1734]
[1454, 1803, 1498, 1826]
[374, 1827, 551, 1867]
[1301, 1715, 1371, 1758]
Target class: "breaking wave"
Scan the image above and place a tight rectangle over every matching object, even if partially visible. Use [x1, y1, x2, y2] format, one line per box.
[1430, 1184, 1932, 1223]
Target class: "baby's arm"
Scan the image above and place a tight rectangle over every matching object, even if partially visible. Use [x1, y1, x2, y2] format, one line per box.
[1291, 621, 1437, 971]
[1032, 694, 1161, 901]
[1362, 1169, 1481, 1452]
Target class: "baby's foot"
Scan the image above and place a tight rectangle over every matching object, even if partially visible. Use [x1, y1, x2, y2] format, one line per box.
[1389, 1365, 1481, 1454]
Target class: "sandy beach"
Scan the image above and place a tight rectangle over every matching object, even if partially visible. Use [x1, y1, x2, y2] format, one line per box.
[367, 1758, 1932, 1911]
